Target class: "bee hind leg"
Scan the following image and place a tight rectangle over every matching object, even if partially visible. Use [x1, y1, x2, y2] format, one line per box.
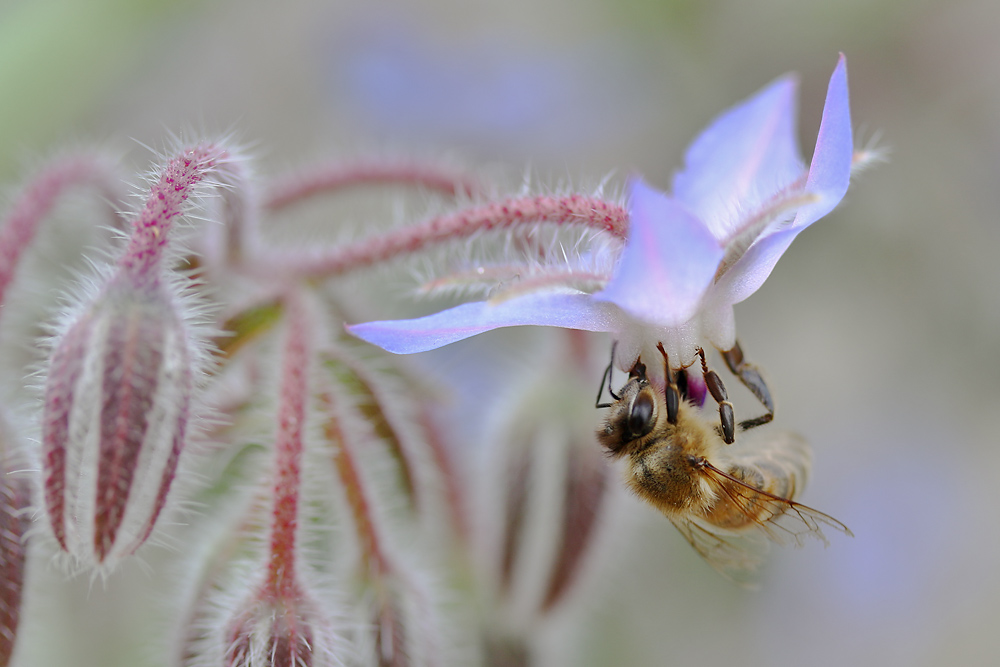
[721, 341, 774, 432]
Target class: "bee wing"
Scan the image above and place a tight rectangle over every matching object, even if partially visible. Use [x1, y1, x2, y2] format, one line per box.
[668, 450, 853, 584]
[700, 460, 853, 549]
[668, 514, 773, 586]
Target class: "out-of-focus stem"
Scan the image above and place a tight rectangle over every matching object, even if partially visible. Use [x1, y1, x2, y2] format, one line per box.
[321, 381, 447, 665]
[265, 290, 310, 601]
[324, 351, 422, 509]
[264, 160, 485, 210]
[416, 407, 469, 543]
[0, 154, 123, 315]
[325, 348, 471, 544]
[0, 470, 29, 667]
[320, 387, 392, 579]
[540, 445, 607, 612]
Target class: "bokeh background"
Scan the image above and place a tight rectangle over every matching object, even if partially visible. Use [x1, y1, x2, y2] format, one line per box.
[2, 0, 997, 665]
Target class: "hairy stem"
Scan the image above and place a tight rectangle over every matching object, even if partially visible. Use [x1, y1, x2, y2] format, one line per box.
[119, 144, 227, 286]
[264, 160, 484, 210]
[262, 194, 627, 279]
[0, 154, 123, 314]
[265, 290, 310, 600]
[319, 387, 392, 579]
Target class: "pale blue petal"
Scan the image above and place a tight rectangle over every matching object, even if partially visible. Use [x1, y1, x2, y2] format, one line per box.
[594, 178, 724, 327]
[712, 56, 853, 306]
[708, 226, 798, 306]
[672, 74, 803, 241]
[789, 53, 853, 231]
[347, 292, 622, 354]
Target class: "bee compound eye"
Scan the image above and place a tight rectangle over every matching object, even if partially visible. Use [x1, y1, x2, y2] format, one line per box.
[628, 391, 656, 439]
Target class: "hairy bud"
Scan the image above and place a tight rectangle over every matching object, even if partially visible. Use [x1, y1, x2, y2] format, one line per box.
[224, 588, 336, 667]
[42, 278, 195, 568]
[39, 142, 229, 570]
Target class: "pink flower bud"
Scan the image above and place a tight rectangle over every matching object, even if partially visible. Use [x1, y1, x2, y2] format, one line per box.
[40, 143, 229, 570]
[224, 588, 337, 667]
[42, 278, 195, 569]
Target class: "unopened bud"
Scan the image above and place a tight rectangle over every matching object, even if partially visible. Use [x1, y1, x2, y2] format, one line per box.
[41, 277, 195, 569]
[40, 142, 228, 571]
[225, 587, 339, 667]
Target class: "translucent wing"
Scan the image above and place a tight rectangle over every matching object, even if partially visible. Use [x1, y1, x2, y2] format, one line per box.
[699, 460, 853, 547]
[669, 476, 851, 585]
[668, 430, 852, 584]
[668, 514, 773, 586]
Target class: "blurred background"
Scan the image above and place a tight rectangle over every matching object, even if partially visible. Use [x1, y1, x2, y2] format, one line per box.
[2, 0, 997, 665]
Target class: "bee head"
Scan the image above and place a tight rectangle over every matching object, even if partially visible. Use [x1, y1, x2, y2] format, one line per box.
[597, 379, 661, 455]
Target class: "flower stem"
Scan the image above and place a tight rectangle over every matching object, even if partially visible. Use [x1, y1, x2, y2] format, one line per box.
[323, 351, 421, 509]
[0, 154, 123, 314]
[417, 407, 469, 543]
[264, 160, 485, 210]
[265, 290, 310, 600]
[319, 388, 392, 579]
[263, 194, 628, 279]
[118, 144, 226, 286]
[0, 470, 29, 667]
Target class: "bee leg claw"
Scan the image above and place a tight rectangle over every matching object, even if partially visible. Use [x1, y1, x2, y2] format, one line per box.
[719, 402, 735, 443]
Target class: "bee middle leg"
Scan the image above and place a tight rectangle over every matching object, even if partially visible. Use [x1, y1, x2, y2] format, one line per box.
[697, 348, 736, 444]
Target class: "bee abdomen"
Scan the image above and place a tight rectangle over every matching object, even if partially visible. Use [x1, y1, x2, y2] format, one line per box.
[701, 432, 812, 530]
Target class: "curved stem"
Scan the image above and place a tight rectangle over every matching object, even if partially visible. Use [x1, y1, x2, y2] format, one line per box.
[254, 194, 628, 280]
[0, 154, 123, 314]
[118, 144, 227, 287]
[264, 160, 484, 210]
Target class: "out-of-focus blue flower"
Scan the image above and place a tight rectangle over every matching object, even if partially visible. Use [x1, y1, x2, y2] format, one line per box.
[349, 56, 854, 370]
[329, 17, 645, 157]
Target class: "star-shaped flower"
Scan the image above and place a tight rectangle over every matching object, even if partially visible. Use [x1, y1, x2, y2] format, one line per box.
[348, 55, 854, 372]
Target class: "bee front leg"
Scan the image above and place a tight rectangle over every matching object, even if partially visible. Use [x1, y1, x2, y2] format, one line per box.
[721, 341, 774, 432]
[655, 343, 680, 425]
[698, 349, 736, 444]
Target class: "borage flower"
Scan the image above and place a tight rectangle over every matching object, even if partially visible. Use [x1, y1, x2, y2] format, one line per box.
[348, 56, 855, 373]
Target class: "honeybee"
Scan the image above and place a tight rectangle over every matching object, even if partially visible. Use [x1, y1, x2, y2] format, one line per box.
[597, 344, 851, 582]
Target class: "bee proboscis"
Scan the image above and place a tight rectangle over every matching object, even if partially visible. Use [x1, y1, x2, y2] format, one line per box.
[596, 344, 852, 582]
